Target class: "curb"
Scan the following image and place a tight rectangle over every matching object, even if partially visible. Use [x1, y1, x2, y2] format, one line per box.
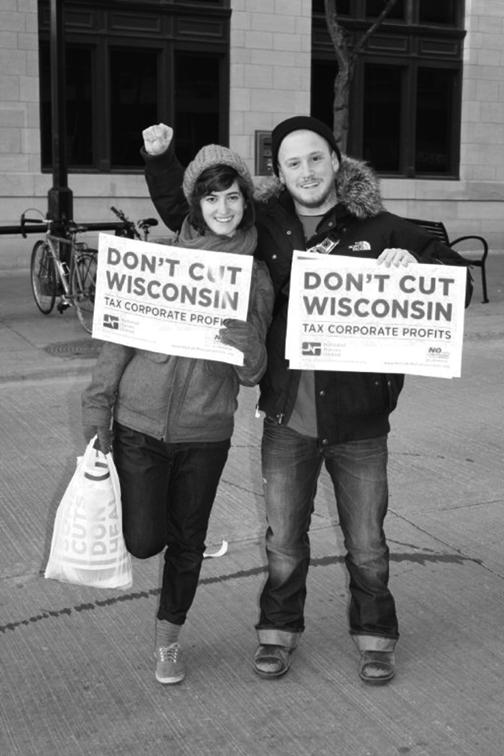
[0, 363, 94, 385]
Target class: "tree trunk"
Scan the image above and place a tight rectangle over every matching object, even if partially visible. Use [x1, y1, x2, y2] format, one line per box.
[324, 0, 399, 154]
[324, 0, 350, 152]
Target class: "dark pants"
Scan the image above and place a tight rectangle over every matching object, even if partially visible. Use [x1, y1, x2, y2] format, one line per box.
[113, 423, 230, 625]
[257, 419, 398, 651]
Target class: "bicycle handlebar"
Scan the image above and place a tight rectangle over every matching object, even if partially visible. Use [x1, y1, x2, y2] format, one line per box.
[110, 205, 141, 239]
[16, 206, 154, 240]
[110, 205, 128, 223]
[20, 209, 46, 237]
[20, 211, 89, 238]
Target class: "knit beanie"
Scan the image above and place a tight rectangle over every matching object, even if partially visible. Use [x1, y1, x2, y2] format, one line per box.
[271, 116, 342, 175]
[182, 144, 254, 201]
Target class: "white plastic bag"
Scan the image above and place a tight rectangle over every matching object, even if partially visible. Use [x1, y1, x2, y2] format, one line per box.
[44, 438, 132, 590]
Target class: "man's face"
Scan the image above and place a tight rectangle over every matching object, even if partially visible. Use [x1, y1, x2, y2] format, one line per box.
[277, 130, 339, 215]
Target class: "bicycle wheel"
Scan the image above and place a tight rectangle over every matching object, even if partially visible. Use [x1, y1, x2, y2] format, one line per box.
[30, 240, 57, 314]
[72, 250, 97, 334]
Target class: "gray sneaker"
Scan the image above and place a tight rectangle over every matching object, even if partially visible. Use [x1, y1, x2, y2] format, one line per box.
[155, 642, 185, 684]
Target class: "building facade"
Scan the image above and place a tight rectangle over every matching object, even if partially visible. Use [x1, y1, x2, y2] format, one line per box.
[0, 0, 502, 268]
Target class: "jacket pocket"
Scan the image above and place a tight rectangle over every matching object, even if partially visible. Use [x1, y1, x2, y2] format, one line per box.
[137, 349, 170, 364]
[331, 372, 404, 416]
[116, 353, 172, 416]
[204, 359, 231, 378]
[174, 361, 238, 429]
[384, 373, 404, 412]
[368, 373, 404, 414]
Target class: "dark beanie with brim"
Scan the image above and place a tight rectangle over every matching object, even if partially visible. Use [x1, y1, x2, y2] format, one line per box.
[271, 116, 342, 175]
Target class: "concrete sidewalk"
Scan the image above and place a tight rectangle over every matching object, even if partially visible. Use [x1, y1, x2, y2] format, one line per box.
[0, 257, 503, 755]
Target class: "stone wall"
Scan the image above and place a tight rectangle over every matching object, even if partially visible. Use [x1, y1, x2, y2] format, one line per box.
[0, 0, 502, 271]
[228, 0, 311, 166]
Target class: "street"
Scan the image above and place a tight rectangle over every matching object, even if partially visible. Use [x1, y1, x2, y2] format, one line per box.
[1, 258, 504, 756]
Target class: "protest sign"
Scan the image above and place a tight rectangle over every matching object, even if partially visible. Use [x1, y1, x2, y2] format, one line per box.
[92, 234, 253, 365]
[286, 251, 467, 378]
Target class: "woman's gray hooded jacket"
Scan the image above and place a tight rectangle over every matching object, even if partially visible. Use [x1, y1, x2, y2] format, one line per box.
[82, 239, 274, 444]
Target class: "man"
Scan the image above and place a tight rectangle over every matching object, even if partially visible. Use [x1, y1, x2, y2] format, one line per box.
[141, 117, 472, 685]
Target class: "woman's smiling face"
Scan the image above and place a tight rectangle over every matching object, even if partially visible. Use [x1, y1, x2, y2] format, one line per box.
[200, 180, 245, 237]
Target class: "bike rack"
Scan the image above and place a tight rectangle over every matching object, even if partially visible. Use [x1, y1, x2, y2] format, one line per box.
[0, 221, 130, 237]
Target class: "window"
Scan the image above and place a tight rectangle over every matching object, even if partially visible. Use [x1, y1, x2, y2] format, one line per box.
[310, 61, 339, 132]
[362, 64, 402, 172]
[109, 48, 158, 169]
[40, 44, 94, 169]
[311, 0, 465, 177]
[415, 67, 458, 173]
[365, 0, 405, 20]
[312, 0, 351, 14]
[418, 0, 458, 26]
[38, 0, 230, 172]
[174, 53, 222, 167]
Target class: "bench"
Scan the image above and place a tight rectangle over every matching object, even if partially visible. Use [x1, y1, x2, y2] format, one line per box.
[404, 217, 489, 303]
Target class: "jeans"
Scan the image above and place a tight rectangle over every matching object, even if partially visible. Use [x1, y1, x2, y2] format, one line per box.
[113, 423, 230, 625]
[257, 419, 398, 651]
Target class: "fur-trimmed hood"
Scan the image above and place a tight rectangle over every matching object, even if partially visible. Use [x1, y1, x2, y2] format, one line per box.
[254, 155, 384, 219]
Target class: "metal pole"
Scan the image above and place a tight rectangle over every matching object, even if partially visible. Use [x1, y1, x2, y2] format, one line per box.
[47, 0, 73, 223]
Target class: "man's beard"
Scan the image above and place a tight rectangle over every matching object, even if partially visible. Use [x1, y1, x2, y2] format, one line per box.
[290, 182, 337, 211]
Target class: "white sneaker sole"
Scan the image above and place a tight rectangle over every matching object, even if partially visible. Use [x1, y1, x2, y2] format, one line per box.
[155, 671, 185, 685]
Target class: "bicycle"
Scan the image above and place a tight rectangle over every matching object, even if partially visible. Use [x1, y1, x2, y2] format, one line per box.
[110, 205, 158, 241]
[23, 209, 98, 334]
[25, 207, 159, 334]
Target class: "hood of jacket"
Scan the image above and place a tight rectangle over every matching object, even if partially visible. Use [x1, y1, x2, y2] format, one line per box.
[254, 155, 384, 220]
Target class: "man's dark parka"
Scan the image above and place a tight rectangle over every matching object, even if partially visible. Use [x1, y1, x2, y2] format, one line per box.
[144, 147, 472, 446]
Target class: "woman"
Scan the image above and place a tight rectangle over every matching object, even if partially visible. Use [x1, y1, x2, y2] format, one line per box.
[82, 140, 273, 685]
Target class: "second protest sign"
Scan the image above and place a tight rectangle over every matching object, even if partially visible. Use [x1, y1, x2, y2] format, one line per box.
[286, 251, 467, 378]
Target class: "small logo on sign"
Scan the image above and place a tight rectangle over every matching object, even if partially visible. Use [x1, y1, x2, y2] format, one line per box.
[427, 345, 449, 360]
[103, 314, 119, 330]
[302, 342, 321, 356]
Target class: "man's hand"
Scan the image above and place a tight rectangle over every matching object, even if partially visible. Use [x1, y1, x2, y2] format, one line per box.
[142, 123, 173, 156]
[378, 248, 416, 267]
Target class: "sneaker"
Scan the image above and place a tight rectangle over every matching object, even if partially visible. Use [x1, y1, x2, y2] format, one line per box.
[155, 642, 185, 684]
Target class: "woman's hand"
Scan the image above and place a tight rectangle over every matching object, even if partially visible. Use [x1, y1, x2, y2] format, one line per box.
[83, 425, 113, 455]
[218, 319, 262, 365]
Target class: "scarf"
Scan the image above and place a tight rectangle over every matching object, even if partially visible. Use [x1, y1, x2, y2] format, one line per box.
[175, 216, 257, 257]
